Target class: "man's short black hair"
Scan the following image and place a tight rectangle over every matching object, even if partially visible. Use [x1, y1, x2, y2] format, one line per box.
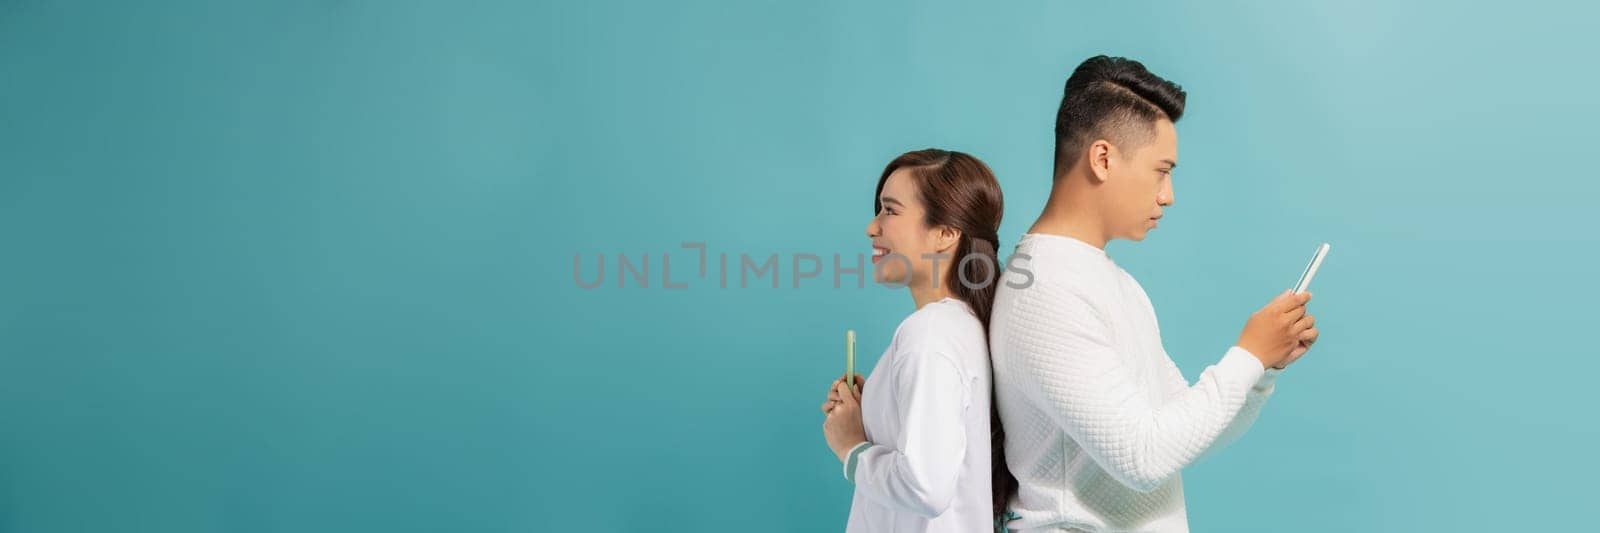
[1053, 55, 1187, 178]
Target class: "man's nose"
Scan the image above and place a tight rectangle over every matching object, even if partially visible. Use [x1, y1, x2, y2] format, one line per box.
[1158, 181, 1175, 206]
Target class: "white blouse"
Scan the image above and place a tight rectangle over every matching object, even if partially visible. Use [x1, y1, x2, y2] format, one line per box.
[844, 298, 993, 533]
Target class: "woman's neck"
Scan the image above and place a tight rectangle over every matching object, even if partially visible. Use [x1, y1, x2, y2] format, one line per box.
[908, 274, 955, 310]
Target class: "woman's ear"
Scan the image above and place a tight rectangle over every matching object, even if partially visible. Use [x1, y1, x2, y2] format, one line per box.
[934, 226, 961, 253]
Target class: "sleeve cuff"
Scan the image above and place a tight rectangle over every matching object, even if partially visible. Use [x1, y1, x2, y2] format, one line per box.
[1227, 345, 1284, 392]
[842, 441, 872, 483]
[1219, 346, 1268, 387]
[1254, 367, 1284, 392]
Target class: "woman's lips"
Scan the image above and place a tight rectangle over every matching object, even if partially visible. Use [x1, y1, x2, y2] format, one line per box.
[871, 247, 889, 264]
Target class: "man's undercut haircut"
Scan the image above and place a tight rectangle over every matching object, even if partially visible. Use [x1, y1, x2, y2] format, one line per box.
[1053, 55, 1187, 178]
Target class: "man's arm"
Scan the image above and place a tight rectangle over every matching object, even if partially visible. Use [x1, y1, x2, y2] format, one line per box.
[1010, 290, 1266, 493]
[1156, 352, 1282, 460]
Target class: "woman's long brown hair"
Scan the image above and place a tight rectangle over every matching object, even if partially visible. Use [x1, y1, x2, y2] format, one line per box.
[873, 148, 1018, 518]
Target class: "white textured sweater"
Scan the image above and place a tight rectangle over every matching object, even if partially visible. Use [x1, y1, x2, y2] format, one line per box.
[989, 234, 1281, 532]
[845, 298, 992, 533]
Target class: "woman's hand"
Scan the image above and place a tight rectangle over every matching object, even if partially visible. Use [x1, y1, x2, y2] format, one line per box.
[819, 373, 865, 414]
[823, 379, 868, 463]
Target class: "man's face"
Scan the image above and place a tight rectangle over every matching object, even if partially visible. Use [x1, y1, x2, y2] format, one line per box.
[1105, 118, 1178, 242]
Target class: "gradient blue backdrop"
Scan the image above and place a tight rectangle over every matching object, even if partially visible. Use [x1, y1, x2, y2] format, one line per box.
[2, 1, 1596, 531]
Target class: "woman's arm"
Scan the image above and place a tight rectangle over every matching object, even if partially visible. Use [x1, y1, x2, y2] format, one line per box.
[848, 348, 972, 518]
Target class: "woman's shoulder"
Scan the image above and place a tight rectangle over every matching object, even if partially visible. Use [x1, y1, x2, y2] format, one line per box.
[898, 297, 981, 331]
[890, 299, 988, 368]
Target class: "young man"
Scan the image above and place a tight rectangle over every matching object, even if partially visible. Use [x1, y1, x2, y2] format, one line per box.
[988, 56, 1321, 532]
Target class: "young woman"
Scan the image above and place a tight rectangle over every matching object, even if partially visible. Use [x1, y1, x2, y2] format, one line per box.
[819, 148, 1010, 532]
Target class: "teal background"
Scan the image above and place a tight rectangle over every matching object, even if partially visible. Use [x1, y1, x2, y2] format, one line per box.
[2, 0, 1596, 531]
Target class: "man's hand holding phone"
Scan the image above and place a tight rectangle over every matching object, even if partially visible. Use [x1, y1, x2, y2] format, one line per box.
[1237, 291, 1318, 370]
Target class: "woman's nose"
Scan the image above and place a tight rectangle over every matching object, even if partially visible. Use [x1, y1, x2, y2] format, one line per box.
[865, 218, 879, 237]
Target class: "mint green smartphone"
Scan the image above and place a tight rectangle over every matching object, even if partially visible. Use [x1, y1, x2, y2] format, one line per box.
[845, 330, 855, 389]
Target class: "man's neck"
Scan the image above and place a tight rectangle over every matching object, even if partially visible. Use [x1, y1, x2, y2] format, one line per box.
[1027, 178, 1109, 249]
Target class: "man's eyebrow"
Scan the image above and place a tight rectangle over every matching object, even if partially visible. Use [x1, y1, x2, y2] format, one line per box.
[1161, 159, 1178, 169]
[880, 196, 904, 207]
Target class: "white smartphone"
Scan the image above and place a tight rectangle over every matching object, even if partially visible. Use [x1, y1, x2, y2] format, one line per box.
[1292, 243, 1331, 295]
[845, 330, 856, 389]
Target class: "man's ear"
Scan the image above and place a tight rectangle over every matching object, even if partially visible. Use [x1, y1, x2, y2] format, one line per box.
[1087, 139, 1114, 183]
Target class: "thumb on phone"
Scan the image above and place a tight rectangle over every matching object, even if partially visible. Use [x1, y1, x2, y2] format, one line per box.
[836, 381, 859, 405]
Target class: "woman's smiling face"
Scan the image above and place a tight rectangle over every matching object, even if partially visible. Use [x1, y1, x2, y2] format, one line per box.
[865, 168, 952, 287]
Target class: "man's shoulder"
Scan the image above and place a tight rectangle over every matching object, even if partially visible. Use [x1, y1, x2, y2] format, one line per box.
[990, 255, 1120, 353]
[1002, 257, 1116, 311]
